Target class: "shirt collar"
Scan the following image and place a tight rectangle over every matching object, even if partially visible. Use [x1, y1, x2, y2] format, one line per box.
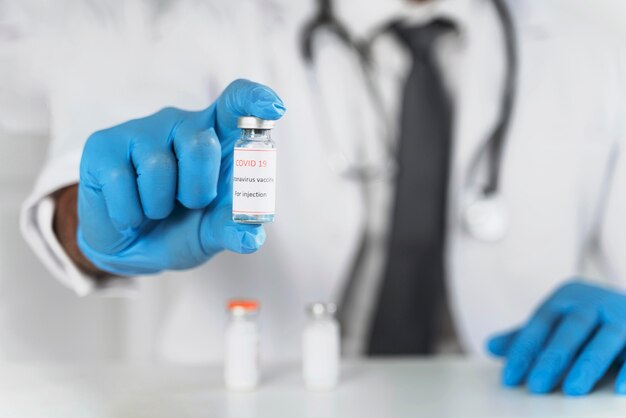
[334, 0, 556, 41]
[395, 0, 472, 34]
[335, 0, 473, 40]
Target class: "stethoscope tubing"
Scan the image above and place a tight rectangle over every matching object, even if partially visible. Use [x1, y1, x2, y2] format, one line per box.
[301, 0, 518, 244]
[300, 0, 519, 331]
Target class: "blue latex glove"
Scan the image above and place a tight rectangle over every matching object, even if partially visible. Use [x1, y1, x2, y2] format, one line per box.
[77, 79, 286, 275]
[487, 280, 626, 396]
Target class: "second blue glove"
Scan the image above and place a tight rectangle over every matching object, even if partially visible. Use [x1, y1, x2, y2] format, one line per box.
[487, 280, 626, 396]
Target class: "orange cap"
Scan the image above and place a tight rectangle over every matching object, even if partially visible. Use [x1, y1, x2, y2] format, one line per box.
[227, 299, 259, 312]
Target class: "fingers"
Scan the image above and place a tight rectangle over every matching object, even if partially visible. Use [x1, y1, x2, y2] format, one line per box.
[199, 204, 266, 255]
[562, 324, 626, 396]
[487, 329, 519, 357]
[132, 122, 222, 215]
[502, 306, 561, 387]
[215, 79, 286, 143]
[173, 127, 221, 209]
[526, 308, 599, 394]
[98, 165, 144, 231]
[130, 140, 178, 219]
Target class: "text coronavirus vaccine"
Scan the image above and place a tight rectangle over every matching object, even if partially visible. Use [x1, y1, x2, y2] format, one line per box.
[232, 117, 277, 224]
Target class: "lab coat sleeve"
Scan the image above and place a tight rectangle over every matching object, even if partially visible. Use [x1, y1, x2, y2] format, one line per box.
[12, 0, 242, 296]
[597, 46, 626, 287]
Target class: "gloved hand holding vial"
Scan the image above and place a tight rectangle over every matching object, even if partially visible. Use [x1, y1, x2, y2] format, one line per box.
[72, 79, 285, 276]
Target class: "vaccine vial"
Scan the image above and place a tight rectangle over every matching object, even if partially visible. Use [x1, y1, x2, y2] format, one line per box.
[302, 302, 340, 390]
[232, 117, 277, 224]
[224, 299, 260, 391]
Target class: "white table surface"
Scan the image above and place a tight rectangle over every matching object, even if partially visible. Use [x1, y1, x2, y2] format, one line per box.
[0, 357, 625, 418]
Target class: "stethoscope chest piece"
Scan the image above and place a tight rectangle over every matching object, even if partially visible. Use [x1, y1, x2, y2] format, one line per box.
[463, 194, 509, 242]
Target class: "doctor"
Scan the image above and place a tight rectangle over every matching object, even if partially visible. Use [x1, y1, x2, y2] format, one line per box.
[11, 0, 626, 396]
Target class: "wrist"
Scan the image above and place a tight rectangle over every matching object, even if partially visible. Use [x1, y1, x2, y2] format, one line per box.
[53, 185, 113, 280]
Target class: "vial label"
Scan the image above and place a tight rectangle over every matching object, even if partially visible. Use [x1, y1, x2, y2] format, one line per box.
[232, 148, 277, 216]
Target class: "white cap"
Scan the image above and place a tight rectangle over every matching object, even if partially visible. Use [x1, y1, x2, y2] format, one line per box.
[237, 116, 276, 129]
[307, 302, 337, 319]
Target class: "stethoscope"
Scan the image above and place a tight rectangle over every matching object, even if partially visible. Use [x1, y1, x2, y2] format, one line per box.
[300, 0, 518, 243]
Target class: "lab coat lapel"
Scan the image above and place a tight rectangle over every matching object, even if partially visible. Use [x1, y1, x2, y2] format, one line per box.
[448, 0, 558, 354]
[451, 0, 554, 193]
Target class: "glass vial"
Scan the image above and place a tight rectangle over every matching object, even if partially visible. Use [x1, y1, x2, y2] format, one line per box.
[224, 299, 260, 391]
[232, 117, 277, 224]
[302, 302, 340, 390]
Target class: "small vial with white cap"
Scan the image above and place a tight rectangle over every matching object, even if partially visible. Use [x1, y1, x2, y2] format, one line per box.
[224, 299, 260, 391]
[232, 117, 277, 224]
[302, 302, 340, 390]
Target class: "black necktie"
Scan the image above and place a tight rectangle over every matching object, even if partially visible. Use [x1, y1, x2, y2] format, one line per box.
[368, 20, 455, 355]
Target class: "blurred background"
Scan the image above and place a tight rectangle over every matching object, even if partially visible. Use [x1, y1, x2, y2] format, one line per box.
[0, 0, 625, 364]
[563, 0, 626, 41]
[1, 129, 129, 363]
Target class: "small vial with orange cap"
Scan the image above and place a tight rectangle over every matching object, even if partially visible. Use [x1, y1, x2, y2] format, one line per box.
[224, 299, 260, 391]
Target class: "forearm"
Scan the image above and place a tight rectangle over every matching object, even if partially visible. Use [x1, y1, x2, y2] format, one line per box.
[53, 185, 112, 280]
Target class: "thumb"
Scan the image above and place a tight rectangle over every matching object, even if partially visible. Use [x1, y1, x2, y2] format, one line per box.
[200, 204, 266, 255]
[214, 79, 286, 144]
[486, 329, 519, 357]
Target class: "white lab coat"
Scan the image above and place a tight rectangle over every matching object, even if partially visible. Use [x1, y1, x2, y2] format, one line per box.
[3, 0, 626, 363]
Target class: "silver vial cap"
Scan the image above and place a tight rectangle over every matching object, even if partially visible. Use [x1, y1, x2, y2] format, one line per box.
[237, 116, 276, 130]
[307, 302, 337, 319]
